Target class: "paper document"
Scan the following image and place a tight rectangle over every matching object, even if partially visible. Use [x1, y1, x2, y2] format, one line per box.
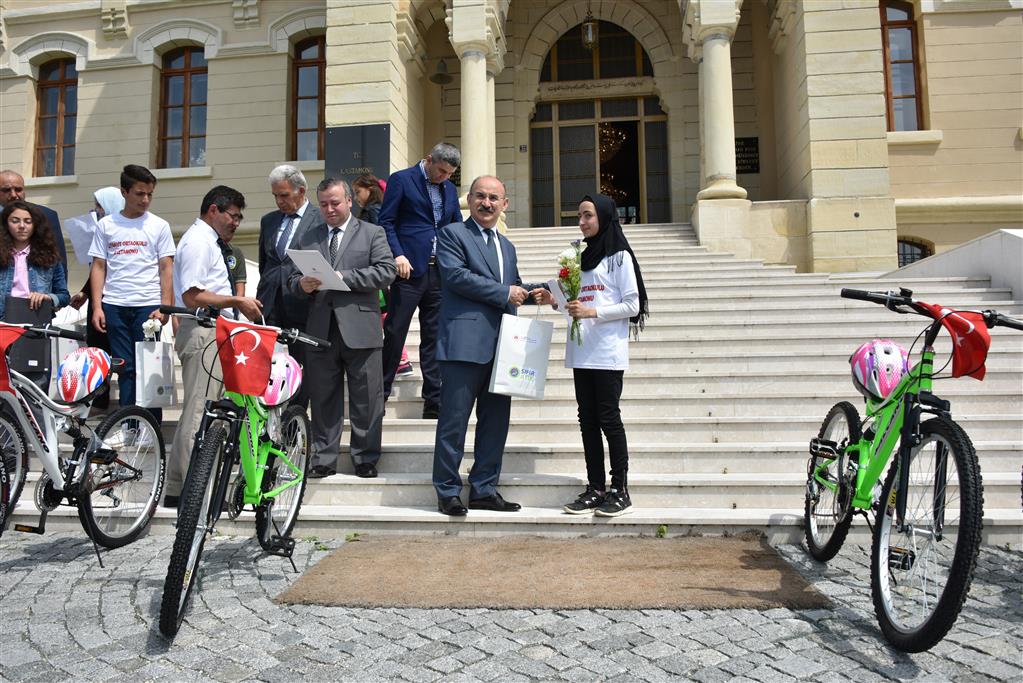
[546, 279, 571, 318]
[64, 214, 98, 265]
[287, 249, 350, 291]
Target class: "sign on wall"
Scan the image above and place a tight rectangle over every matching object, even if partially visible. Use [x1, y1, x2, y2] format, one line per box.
[325, 124, 390, 183]
[735, 137, 760, 175]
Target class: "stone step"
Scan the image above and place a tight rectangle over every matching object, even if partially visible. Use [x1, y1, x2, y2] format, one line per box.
[11, 504, 1019, 547]
[373, 414, 1023, 443]
[298, 470, 1023, 510]
[322, 442, 1021, 476]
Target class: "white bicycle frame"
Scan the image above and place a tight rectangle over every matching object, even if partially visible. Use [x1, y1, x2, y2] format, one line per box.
[0, 368, 91, 492]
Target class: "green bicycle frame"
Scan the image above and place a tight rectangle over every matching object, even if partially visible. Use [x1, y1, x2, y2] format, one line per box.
[224, 390, 304, 507]
[815, 346, 936, 511]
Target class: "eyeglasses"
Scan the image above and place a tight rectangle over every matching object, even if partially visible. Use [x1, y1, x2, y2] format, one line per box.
[225, 211, 244, 223]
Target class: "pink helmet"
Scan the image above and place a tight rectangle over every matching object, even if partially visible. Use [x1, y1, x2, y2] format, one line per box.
[57, 347, 112, 404]
[260, 352, 303, 407]
[849, 339, 909, 402]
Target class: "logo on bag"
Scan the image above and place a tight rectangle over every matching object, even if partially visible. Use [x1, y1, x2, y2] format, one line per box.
[512, 334, 538, 345]
[509, 366, 537, 381]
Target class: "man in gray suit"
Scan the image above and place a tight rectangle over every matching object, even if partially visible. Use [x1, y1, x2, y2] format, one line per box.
[288, 177, 396, 479]
[257, 165, 321, 407]
[432, 175, 545, 516]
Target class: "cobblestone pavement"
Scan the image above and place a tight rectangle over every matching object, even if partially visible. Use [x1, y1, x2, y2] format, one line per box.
[0, 533, 1020, 682]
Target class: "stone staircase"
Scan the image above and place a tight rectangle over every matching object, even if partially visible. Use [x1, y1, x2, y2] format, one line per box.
[13, 223, 1023, 544]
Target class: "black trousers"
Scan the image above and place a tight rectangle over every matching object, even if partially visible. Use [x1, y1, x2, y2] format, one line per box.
[381, 264, 441, 407]
[573, 368, 628, 491]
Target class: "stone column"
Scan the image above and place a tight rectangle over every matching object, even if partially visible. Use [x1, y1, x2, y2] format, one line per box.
[485, 68, 497, 175]
[458, 45, 489, 191]
[696, 30, 746, 200]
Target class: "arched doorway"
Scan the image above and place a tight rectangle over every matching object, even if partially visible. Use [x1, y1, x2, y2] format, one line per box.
[529, 22, 670, 227]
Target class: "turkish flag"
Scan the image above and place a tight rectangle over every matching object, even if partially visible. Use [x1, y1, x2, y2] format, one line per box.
[215, 317, 279, 395]
[918, 302, 990, 381]
[0, 323, 27, 394]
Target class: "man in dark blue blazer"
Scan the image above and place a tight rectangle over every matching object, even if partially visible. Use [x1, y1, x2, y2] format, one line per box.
[1, 170, 68, 274]
[378, 142, 462, 419]
[432, 175, 546, 516]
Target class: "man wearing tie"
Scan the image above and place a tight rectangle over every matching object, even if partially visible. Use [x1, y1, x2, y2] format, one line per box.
[257, 165, 321, 407]
[378, 142, 462, 419]
[288, 178, 396, 479]
[432, 176, 545, 516]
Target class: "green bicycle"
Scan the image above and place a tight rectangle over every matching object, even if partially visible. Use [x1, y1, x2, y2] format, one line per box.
[804, 287, 1022, 652]
[158, 307, 329, 638]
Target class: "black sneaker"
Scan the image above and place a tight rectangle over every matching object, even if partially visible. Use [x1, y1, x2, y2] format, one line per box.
[594, 488, 632, 517]
[563, 486, 605, 515]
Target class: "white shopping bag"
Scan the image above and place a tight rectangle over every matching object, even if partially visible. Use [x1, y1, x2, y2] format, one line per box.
[135, 340, 177, 408]
[488, 313, 554, 399]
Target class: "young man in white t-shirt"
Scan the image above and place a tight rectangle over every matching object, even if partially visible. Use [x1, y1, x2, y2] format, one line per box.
[88, 164, 175, 420]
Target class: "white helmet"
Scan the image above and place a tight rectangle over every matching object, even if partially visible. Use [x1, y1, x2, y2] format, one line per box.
[259, 352, 303, 407]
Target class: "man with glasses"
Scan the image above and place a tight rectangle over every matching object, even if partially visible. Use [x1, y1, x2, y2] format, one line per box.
[0, 169, 68, 273]
[165, 185, 263, 508]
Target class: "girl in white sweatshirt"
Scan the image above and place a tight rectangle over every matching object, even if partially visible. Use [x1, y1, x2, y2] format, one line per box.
[536, 193, 648, 516]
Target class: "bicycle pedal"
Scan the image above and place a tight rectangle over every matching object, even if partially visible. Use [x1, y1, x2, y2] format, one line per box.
[89, 448, 119, 466]
[14, 510, 47, 535]
[265, 535, 296, 557]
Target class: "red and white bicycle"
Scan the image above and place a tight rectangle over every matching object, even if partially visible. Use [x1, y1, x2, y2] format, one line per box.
[0, 322, 166, 560]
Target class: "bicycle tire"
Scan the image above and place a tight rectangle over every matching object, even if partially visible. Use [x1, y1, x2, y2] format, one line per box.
[870, 416, 983, 652]
[255, 405, 311, 551]
[159, 422, 228, 638]
[77, 406, 166, 548]
[0, 447, 10, 538]
[804, 401, 860, 562]
[0, 410, 27, 527]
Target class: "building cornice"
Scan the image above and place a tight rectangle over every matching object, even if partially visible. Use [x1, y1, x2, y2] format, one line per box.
[895, 195, 1023, 225]
[2, 1, 102, 23]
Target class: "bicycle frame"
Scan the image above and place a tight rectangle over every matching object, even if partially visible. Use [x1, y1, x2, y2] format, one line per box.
[0, 368, 92, 491]
[812, 320, 945, 518]
[194, 390, 303, 524]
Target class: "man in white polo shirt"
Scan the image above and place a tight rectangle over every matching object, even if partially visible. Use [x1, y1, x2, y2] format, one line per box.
[165, 185, 263, 508]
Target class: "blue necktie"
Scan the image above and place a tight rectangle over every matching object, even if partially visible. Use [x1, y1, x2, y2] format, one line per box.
[275, 214, 299, 259]
[484, 229, 500, 280]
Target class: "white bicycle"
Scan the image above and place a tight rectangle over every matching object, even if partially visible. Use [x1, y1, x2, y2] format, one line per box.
[0, 322, 166, 561]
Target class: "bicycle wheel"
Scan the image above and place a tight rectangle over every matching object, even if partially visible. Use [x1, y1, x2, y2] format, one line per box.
[870, 416, 983, 652]
[77, 406, 166, 548]
[0, 411, 27, 526]
[804, 401, 861, 562]
[255, 405, 311, 551]
[159, 423, 228, 638]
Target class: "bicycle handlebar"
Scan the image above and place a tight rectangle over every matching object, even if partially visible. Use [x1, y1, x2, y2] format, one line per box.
[18, 324, 87, 342]
[842, 288, 1023, 332]
[158, 305, 331, 349]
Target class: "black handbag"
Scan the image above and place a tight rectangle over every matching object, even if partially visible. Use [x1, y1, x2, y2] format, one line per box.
[4, 296, 54, 374]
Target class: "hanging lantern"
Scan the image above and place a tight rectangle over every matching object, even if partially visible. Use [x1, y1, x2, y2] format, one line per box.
[581, 10, 598, 51]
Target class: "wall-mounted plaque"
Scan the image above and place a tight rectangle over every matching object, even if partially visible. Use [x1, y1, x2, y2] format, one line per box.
[735, 137, 760, 175]
[325, 124, 390, 183]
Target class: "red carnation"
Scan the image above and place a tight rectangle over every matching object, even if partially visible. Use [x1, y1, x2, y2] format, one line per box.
[558, 267, 570, 279]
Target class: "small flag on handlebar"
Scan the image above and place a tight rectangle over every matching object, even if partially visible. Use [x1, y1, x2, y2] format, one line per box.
[215, 318, 278, 395]
[918, 302, 990, 380]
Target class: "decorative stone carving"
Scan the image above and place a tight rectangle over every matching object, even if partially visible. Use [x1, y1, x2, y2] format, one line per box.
[101, 1, 128, 40]
[232, 0, 260, 29]
[766, 0, 797, 54]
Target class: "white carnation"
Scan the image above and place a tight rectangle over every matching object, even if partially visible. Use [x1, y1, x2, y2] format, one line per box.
[558, 247, 577, 261]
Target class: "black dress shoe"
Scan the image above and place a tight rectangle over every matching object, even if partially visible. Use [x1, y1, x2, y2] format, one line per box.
[354, 463, 378, 478]
[422, 403, 441, 419]
[468, 493, 521, 512]
[308, 465, 337, 479]
[437, 496, 468, 516]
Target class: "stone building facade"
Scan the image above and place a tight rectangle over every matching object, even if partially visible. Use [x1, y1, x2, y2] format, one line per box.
[1, 0, 1020, 287]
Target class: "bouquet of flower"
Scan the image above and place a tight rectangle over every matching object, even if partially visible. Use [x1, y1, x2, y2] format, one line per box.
[557, 239, 585, 345]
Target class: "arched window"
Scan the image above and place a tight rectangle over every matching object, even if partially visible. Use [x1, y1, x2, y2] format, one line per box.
[880, 0, 923, 132]
[158, 47, 208, 168]
[898, 238, 933, 267]
[540, 21, 653, 82]
[35, 58, 77, 176]
[292, 36, 325, 161]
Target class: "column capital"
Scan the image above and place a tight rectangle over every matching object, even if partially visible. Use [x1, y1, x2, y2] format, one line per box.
[448, 0, 506, 73]
[681, 0, 743, 63]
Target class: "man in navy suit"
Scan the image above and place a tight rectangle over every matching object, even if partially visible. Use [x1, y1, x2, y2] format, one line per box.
[1, 170, 68, 274]
[257, 165, 322, 409]
[432, 175, 546, 516]
[378, 142, 462, 419]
